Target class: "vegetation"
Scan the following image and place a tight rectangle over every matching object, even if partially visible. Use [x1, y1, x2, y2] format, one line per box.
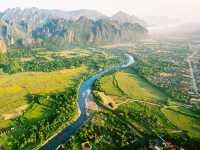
[116, 102, 174, 134]
[5, 84, 80, 149]
[97, 72, 125, 97]
[0, 46, 126, 149]
[115, 70, 169, 104]
[130, 41, 193, 102]
[0, 6, 199, 150]
[95, 69, 169, 104]
[0, 66, 86, 114]
[162, 106, 200, 139]
[0, 39, 199, 149]
[67, 65, 200, 149]
[66, 110, 144, 150]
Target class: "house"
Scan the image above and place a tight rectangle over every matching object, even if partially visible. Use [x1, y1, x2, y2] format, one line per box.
[162, 141, 176, 150]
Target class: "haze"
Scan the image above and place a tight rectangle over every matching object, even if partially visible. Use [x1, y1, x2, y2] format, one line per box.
[0, 0, 200, 23]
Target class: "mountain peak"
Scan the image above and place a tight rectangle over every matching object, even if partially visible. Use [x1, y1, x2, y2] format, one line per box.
[112, 11, 131, 18]
[111, 11, 146, 26]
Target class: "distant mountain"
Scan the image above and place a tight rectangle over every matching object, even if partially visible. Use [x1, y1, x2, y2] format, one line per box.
[111, 11, 146, 27]
[1, 8, 146, 27]
[1, 8, 106, 26]
[66, 9, 107, 20]
[32, 17, 147, 47]
[0, 8, 147, 50]
[0, 12, 3, 18]
[0, 21, 6, 52]
[0, 8, 107, 38]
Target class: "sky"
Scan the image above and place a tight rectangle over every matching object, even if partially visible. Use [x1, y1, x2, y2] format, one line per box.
[0, 0, 200, 22]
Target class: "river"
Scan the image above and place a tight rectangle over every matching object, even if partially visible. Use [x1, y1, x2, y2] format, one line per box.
[40, 54, 135, 150]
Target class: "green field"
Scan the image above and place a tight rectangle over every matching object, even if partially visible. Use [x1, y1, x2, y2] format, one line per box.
[162, 107, 200, 139]
[99, 69, 169, 104]
[0, 65, 86, 148]
[0, 66, 85, 148]
[99, 69, 175, 133]
[96, 68, 200, 144]
[99, 74, 124, 97]
[23, 103, 52, 121]
[116, 102, 174, 134]
[0, 120, 12, 128]
[0, 65, 86, 115]
[115, 70, 169, 104]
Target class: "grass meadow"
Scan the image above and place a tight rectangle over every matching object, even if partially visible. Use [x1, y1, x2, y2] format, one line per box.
[100, 69, 169, 104]
[98, 68, 200, 140]
[0, 65, 86, 114]
[162, 107, 200, 139]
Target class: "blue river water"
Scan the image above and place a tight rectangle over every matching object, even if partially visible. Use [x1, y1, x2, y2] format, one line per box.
[40, 54, 134, 150]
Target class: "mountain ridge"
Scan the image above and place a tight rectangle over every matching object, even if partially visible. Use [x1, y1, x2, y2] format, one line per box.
[0, 8, 147, 50]
[32, 17, 147, 47]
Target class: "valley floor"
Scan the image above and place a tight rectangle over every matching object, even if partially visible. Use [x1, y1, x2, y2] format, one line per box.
[0, 43, 200, 149]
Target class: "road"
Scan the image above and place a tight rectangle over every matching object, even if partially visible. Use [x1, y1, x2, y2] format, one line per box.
[187, 44, 199, 96]
[117, 99, 162, 107]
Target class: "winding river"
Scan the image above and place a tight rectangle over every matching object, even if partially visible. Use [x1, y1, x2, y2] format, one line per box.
[40, 54, 135, 150]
